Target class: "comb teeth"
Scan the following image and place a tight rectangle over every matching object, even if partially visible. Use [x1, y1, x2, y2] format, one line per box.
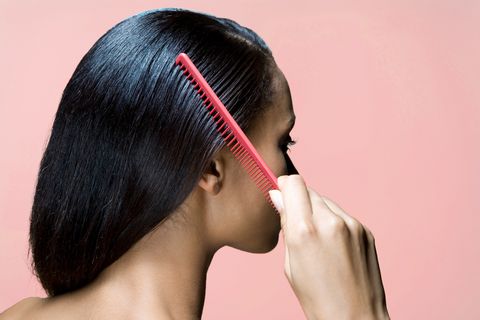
[175, 53, 280, 214]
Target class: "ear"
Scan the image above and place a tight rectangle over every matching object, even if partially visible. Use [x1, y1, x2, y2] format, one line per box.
[198, 157, 224, 195]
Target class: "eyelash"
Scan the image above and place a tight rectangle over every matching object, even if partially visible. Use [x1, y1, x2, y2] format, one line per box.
[280, 136, 297, 153]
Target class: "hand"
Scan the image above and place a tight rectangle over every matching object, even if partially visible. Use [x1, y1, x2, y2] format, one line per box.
[268, 174, 390, 320]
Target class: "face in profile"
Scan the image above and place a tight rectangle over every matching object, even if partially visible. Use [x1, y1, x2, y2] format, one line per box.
[204, 65, 297, 254]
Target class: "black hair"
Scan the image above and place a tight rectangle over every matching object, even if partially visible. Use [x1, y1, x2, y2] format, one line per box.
[28, 7, 278, 297]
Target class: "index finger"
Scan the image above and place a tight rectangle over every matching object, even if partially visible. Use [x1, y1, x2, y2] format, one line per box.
[277, 174, 314, 232]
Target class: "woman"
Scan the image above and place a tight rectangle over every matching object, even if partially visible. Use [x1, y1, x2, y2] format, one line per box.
[1, 8, 390, 319]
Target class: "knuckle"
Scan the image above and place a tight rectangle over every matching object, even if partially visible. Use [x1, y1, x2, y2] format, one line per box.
[290, 222, 317, 245]
[311, 194, 325, 207]
[320, 195, 334, 207]
[369, 231, 376, 244]
[364, 225, 375, 242]
[319, 196, 336, 213]
[320, 194, 332, 203]
[326, 216, 348, 236]
[349, 219, 364, 236]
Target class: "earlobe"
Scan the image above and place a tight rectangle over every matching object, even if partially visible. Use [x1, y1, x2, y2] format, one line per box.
[214, 182, 221, 193]
[198, 159, 223, 195]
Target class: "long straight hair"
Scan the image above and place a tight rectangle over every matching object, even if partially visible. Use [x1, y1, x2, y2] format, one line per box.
[29, 7, 277, 297]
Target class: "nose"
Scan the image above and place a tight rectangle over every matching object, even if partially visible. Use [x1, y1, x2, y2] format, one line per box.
[285, 153, 298, 175]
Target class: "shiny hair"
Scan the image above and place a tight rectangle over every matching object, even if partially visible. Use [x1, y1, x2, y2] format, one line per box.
[29, 7, 278, 296]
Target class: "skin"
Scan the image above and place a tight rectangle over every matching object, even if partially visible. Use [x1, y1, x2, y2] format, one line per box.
[271, 177, 390, 320]
[0, 65, 297, 320]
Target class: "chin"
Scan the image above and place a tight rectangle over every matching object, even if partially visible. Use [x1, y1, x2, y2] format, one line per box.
[230, 206, 282, 254]
[258, 232, 280, 253]
[246, 226, 281, 254]
[254, 210, 282, 253]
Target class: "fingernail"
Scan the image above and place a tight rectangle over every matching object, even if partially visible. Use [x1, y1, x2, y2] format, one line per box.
[268, 189, 284, 212]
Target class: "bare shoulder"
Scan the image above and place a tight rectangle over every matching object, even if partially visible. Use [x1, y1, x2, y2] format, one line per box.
[0, 297, 45, 320]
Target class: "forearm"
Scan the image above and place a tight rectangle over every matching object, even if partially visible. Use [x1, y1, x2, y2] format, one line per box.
[303, 305, 391, 320]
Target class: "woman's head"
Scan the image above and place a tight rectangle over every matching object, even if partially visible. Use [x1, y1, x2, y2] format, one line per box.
[29, 7, 297, 297]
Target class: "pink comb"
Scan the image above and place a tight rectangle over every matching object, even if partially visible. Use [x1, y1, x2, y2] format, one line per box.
[174, 52, 280, 214]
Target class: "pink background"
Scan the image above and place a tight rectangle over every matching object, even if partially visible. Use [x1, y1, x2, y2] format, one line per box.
[1, 1, 479, 319]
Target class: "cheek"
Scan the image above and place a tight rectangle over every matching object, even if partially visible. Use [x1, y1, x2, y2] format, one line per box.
[230, 189, 280, 253]
[234, 144, 288, 218]
[231, 141, 286, 211]
[267, 148, 291, 178]
[237, 165, 281, 232]
[230, 170, 279, 226]
[223, 147, 284, 252]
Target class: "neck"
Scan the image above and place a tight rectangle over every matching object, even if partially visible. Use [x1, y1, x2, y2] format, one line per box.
[80, 210, 219, 319]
